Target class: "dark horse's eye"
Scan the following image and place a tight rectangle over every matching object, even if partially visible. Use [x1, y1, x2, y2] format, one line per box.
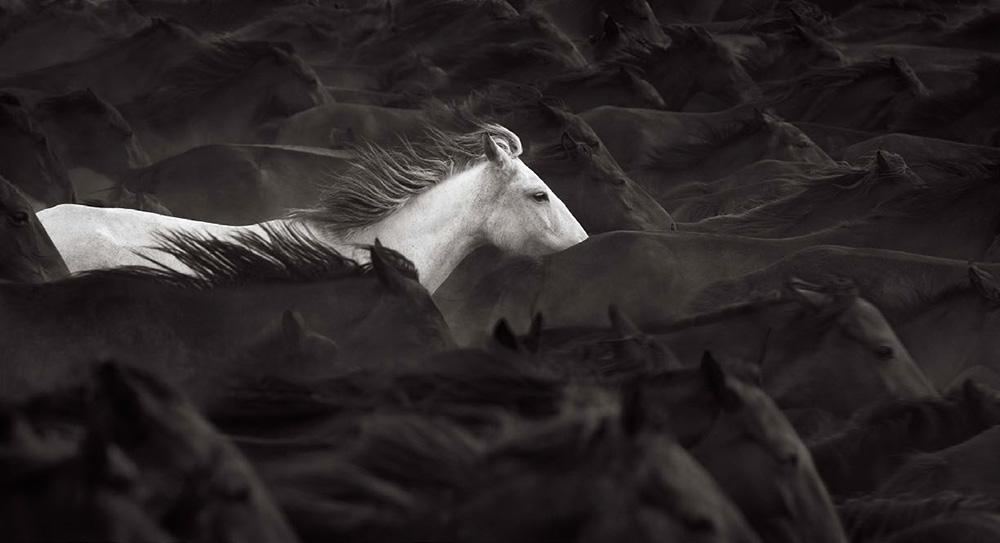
[9, 211, 29, 226]
[531, 192, 549, 203]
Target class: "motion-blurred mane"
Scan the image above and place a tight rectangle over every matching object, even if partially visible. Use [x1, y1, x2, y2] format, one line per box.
[292, 123, 521, 236]
[82, 225, 418, 289]
[132, 39, 317, 124]
[645, 110, 773, 170]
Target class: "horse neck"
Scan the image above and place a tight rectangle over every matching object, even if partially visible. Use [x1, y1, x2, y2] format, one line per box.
[331, 164, 489, 293]
[895, 291, 992, 389]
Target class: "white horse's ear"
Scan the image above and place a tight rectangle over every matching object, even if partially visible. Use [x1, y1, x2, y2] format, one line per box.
[789, 278, 833, 308]
[483, 134, 507, 165]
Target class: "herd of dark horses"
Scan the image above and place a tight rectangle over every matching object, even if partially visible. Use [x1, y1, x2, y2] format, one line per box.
[2, 0, 1000, 541]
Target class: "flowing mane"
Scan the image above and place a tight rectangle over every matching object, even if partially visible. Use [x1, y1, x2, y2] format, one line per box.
[80, 225, 418, 289]
[765, 57, 928, 103]
[694, 151, 924, 236]
[645, 109, 773, 170]
[893, 57, 1000, 134]
[863, 164, 999, 219]
[838, 492, 1000, 542]
[291, 122, 522, 237]
[131, 39, 318, 124]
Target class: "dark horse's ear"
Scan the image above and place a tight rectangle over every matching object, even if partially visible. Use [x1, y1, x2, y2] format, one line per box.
[969, 263, 1000, 308]
[603, 16, 620, 41]
[522, 312, 543, 354]
[609, 305, 642, 339]
[492, 318, 520, 352]
[700, 352, 742, 410]
[370, 239, 409, 294]
[281, 310, 307, 353]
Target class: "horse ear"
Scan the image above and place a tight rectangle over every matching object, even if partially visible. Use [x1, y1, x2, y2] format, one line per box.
[603, 16, 620, 41]
[752, 107, 767, 124]
[875, 149, 892, 172]
[281, 310, 306, 353]
[560, 131, 578, 155]
[617, 64, 634, 83]
[788, 278, 833, 308]
[969, 264, 1000, 306]
[492, 318, 520, 352]
[370, 239, 409, 294]
[793, 24, 815, 42]
[609, 305, 641, 339]
[483, 133, 506, 165]
[700, 352, 742, 409]
[538, 99, 562, 120]
[523, 313, 543, 354]
[788, 7, 803, 24]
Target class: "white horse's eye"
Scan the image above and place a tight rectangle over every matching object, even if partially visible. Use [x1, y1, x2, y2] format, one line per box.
[531, 192, 549, 203]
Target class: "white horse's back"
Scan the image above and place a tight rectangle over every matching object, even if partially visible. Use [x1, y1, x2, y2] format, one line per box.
[38, 204, 259, 273]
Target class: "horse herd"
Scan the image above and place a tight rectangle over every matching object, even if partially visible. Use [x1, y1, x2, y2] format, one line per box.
[2, 0, 1000, 541]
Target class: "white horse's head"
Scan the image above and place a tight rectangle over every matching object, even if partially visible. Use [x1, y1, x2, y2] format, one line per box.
[476, 127, 588, 255]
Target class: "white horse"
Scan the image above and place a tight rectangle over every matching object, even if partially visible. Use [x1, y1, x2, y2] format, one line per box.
[38, 123, 588, 293]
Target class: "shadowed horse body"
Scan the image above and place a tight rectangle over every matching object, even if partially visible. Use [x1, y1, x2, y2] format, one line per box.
[29, 88, 150, 180]
[810, 381, 1000, 497]
[0, 0, 146, 75]
[119, 40, 330, 160]
[0, 98, 74, 208]
[683, 150, 926, 238]
[0, 174, 69, 283]
[630, 356, 847, 543]
[120, 144, 355, 225]
[892, 58, 1000, 147]
[0, 362, 302, 542]
[0, 18, 209, 105]
[580, 105, 834, 204]
[761, 57, 930, 131]
[441, 171, 1000, 341]
[0, 230, 454, 402]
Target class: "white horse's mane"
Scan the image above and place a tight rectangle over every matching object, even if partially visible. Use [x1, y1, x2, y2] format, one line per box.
[291, 122, 522, 236]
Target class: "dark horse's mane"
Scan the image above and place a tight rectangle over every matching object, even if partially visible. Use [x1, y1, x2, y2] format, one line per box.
[81, 224, 418, 289]
[838, 491, 1000, 542]
[693, 151, 923, 236]
[893, 57, 1000, 134]
[131, 39, 316, 125]
[645, 108, 773, 170]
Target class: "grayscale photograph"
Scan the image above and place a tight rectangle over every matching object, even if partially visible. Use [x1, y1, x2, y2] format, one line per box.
[1, 0, 999, 541]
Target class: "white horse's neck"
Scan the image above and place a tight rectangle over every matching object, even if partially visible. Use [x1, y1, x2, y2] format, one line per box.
[304, 164, 490, 293]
